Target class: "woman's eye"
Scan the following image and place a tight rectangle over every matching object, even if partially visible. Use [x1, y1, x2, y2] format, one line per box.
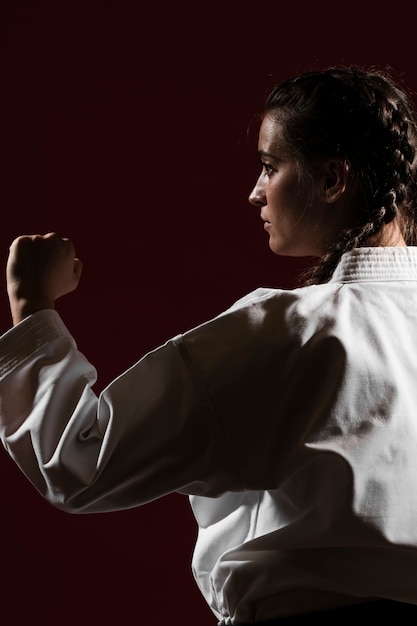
[261, 161, 275, 177]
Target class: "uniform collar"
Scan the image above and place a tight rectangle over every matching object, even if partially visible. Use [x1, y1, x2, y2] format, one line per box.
[330, 247, 417, 283]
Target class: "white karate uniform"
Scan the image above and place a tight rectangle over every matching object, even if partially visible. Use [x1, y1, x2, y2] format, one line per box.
[1, 247, 417, 624]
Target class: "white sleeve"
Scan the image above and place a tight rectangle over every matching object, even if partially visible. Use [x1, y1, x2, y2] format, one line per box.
[0, 310, 237, 513]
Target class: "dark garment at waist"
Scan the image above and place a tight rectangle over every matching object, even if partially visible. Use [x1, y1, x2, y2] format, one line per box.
[233, 599, 417, 625]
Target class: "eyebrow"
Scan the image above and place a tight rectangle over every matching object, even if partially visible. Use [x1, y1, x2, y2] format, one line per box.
[258, 149, 281, 161]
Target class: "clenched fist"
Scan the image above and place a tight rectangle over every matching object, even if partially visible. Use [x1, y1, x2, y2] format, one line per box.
[6, 232, 82, 325]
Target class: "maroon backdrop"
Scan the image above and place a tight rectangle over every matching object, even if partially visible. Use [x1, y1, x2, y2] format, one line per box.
[1, 2, 416, 624]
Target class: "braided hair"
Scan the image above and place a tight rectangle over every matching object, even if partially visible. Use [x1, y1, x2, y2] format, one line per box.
[264, 66, 417, 285]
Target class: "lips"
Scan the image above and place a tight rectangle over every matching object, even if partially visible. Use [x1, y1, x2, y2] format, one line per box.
[261, 212, 271, 228]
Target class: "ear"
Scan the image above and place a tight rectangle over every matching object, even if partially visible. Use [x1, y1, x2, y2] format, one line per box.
[321, 158, 349, 204]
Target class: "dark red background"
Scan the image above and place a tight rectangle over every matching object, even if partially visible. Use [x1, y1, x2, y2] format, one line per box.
[1, 2, 416, 624]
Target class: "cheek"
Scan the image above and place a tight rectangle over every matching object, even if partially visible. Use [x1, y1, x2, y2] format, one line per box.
[270, 177, 309, 220]
[288, 174, 317, 219]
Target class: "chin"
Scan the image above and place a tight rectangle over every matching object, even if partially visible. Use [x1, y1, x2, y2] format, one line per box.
[270, 242, 300, 257]
[269, 239, 322, 258]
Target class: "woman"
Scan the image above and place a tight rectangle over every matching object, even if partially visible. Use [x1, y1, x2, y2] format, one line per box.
[2, 66, 417, 624]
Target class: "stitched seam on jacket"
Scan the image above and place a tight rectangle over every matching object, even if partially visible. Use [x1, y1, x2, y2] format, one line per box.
[173, 335, 243, 491]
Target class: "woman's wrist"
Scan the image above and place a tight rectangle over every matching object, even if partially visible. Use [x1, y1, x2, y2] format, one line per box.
[9, 296, 55, 326]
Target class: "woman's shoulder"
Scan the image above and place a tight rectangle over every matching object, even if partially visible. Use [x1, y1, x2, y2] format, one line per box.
[225, 282, 339, 317]
[182, 282, 343, 350]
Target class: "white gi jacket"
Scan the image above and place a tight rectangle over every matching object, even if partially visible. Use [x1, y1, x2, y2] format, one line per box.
[1, 246, 417, 625]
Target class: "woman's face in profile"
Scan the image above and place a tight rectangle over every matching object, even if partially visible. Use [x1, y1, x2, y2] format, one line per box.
[249, 114, 344, 258]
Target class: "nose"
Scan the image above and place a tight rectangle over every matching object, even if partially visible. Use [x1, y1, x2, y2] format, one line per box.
[248, 176, 265, 207]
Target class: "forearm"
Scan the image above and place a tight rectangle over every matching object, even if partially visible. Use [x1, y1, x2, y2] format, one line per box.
[0, 310, 226, 513]
[0, 310, 101, 507]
